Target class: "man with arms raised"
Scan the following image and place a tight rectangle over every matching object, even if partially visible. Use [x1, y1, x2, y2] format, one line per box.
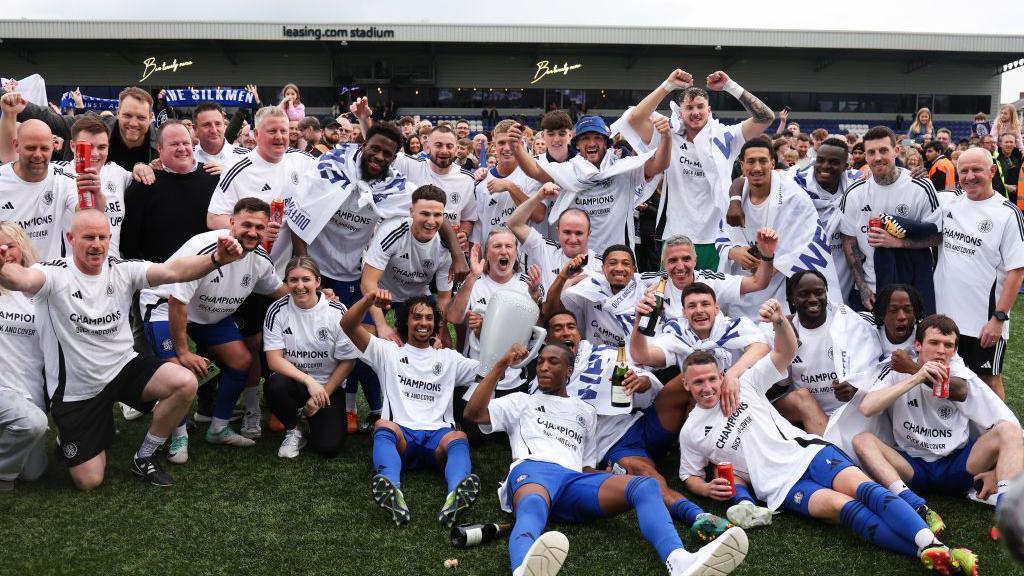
[464, 341, 749, 576]
[471, 120, 545, 245]
[618, 69, 775, 270]
[0, 209, 244, 489]
[678, 299, 976, 575]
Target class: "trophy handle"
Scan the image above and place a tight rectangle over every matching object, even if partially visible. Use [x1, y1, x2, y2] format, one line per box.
[470, 302, 487, 317]
[511, 326, 547, 369]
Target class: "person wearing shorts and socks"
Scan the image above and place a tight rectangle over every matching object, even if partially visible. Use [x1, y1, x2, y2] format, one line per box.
[464, 342, 749, 576]
[0, 209, 245, 489]
[264, 257, 358, 459]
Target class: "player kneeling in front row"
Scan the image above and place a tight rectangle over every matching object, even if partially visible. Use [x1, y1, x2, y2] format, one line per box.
[264, 257, 358, 459]
[853, 314, 1022, 544]
[465, 342, 748, 576]
[678, 299, 976, 576]
[342, 289, 481, 528]
[0, 210, 246, 489]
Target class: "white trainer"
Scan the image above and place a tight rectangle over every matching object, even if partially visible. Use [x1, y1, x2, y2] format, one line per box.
[205, 427, 256, 447]
[277, 429, 307, 459]
[240, 410, 262, 439]
[167, 435, 189, 464]
[516, 531, 569, 576]
[120, 402, 144, 421]
[726, 501, 774, 529]
[669, 526, 748, 576]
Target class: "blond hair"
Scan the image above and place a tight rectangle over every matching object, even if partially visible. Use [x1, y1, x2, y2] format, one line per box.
[994, 104, 1020, 135]
[0, 221, 38, 295]
[909, 107, 934, 136]
[254, 106, 288, 130]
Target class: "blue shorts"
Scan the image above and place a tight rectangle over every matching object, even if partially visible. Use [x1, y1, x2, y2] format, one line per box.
[397, 425, 453, 471]
[782, 443, 857, 517]
[323, 276, 372, 323]
[144, 317, 243, 360]
[600, 405, 675, 468]
[504, 460, 611, 523]
[899, 438, 977, 496]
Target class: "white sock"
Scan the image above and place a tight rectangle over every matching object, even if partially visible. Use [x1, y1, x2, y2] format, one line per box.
[173, 424, 188, 439]
[997, 480, 1010, 495]
[346, 392, 357, 411]
[666, 548, 694, 573]
[243, 386, 260, 413]
[136, 432, 166, 459]
[887, 480, 910, 495]
[914, 527, 941, 551]
[210, 417, 229, 433]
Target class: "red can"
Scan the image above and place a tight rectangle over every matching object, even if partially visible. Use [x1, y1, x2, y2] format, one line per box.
[264, 198, 285, 251]
[868, 216, 883, 231]
[74, 141, 96, 209]
[717, 462, 736, 497]
[933, 364, 950, 398]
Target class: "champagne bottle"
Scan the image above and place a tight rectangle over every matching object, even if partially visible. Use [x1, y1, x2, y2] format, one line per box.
[610, 345, 631, 408]
[637, 277, 666, 337]
[450, 522, 511, 548]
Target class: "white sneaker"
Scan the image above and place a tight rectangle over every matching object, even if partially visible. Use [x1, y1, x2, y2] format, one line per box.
[515, 531, 569, 576]
[277, 429, 307, 459]
[120, 403, 144, 421]
[167, 435, 189, 464]
[240, 410, 262, 439]
[726, 501, 774, 529]
[669, 526, 748, 576]
[205, 427, 256, 447]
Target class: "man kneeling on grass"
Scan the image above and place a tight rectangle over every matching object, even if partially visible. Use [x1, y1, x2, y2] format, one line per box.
[677, 298, 977, 576]
[342, 289, 481, 528]
[464, 342, 749, 576]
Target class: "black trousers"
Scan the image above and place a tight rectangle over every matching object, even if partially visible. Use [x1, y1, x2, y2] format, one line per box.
[264, 373, 346, 458]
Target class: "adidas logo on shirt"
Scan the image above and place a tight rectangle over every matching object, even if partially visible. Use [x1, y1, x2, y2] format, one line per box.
[210, 276, 220, 283]
[283, 327, 293, 335]
[399, 357, 409, 364]
[535, 405, 546, 413]
[476, 298, 487, 305]
[981, 361, 992, 369]
[1, 201, 13, 210]
[72, 290, 83, 300]
[704, 426, 713, 436]
[793, 355, 803, 364]
[860, 204, 873, 212]
[907, 399, 919, 407]
[400, 253, 409, 260]
[261, 183, 272, 192]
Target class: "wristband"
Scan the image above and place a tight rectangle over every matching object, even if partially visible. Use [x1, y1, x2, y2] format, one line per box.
[723, 79, 745, 99]
[729, 195, 742, 202]
[661, 80, 686, 94]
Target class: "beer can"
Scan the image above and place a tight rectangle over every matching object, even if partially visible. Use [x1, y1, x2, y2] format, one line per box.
[74, 141, 92, 174]
[264, 198, 285, 251]
[77, 190, 96, 210]
[933, 364, 950, 398]
[717, 462, 736, 497]
[868, 216, 884, 231]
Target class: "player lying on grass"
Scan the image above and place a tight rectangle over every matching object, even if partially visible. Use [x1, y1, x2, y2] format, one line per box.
[465, 341, 749, 576]
[677, 298, 978, 576]
[342, 289, 481, 528]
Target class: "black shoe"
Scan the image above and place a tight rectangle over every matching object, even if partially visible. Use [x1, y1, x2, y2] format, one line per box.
[130, 455, 174, 487]
[359, 412, 381, 433]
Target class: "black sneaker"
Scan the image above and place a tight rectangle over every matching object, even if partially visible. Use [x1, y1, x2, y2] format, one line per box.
[130, 455, 174, 487]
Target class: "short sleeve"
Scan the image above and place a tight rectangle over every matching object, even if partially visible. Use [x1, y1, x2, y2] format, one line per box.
[434, 254, 454, 293]
[362, 334, 396, 373]
[332, 331, 361, 361]
[485, 392, 527, 433]
[263, 313, 285, 351]
[30, 263, 57, 301]
[581, 408, 601, 468]
[838, 189, 860, 237]
[1000, 210, 1024, 270]
[253, 259, 283, 295]
[741, 355, 790, 396]
[449, 350, 481, 386]
[678, 429, 709, 482]
[363, 225, 394, 271]
[168, 278, 201, 305]
[121, 260, 152, 292]
[207, 183, 237, 216]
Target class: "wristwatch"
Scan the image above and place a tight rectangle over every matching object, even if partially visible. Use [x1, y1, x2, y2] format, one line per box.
[993, 310, 1010, 322]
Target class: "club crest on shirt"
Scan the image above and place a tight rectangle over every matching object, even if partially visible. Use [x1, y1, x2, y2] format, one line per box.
[937, 406, 955, 421]
[106, 284, 114, 297]
[895, 203, 910, 217]
[576, 414, 587, 427]
[827, 347, 834, 360]
[42, 190, 53, 206]
[316, 327, 330, 342]
[450, 192, 460, 204]
[978, 219, 994, 234]
[423, 260, 433, 270]
[106, 181, 116, 193]
[290, 171, 299, 185]
[432, 362, 442, 375]
[240, 274, 252, 288]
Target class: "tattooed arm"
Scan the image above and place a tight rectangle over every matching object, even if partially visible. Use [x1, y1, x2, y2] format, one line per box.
[705, 71, 774, 141]
[842, 233, 874, 311]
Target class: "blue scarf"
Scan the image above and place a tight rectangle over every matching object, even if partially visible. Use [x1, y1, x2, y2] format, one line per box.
[59, 93, 118, 111]
[162, 87, 256, 108]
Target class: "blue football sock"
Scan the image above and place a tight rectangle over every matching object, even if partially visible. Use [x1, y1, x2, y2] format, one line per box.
[626, 476, 684, 562]
[213, 366, 248, 420]
[840, 500, 919, 557]
[731, 483, 756, 506]
[444, 438, 472, 493]
[372, 428, 403, 488]
[856, 481, 935, 549]
[510, 493, 550, 573]
[670, 498, 705, 526]
[898, 489, 927, 512]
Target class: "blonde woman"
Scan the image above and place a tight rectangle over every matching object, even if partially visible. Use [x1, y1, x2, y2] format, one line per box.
[992, 104, 1023, 151]
[278, 83, 305, 121]
[906, 107, 934, 144]
[0, 222, 48, 490]
[903, 148, 924, 173]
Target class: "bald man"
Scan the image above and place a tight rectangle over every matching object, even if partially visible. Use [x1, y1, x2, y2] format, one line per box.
[933, 148, 1024, 398]
[0, 119, 78, 258]
[0, 209, 246, 490]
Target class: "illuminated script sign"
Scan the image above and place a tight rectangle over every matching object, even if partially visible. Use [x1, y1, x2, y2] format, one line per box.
[531, 60, 583, 84]
[141, 57, 193, 82]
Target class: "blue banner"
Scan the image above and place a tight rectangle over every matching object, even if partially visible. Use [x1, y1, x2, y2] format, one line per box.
[162, 87, 256, 108]
[59, 93, 118, 111]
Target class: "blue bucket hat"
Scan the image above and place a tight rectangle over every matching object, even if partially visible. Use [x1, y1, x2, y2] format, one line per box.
[571, 115, 612, 147]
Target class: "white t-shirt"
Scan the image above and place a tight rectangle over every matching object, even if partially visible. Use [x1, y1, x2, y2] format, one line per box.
[463, 273, 532, 391]
[561, 272, 645, 346]
[263, 293, 359, 383]
[363, 217, 453, 302]
[138, 230, 281, 324]
[870, 365, 987, 461]
[471, 166, 541, 245]
[305, 193, 385, 281]
[53, 161, 133, 258]
[520, 227, 600, 291]
[789, 313, 844, 415]
[0, 162, 77, 259]
[209, 148, 315, 272]
[661, 127, 746, 244]
[678, 356, 826, 511]
[486, 391, 599, 472]
[549, 162, 647, 255]
[392, 154, 478, 227]
[838, 169, 939, 291]
[934, 192, 1024, 339]
[361, 335, 479, 431]
[0, 290, 43, 402]
[193, 140, 249, 166]
[34, 256, 151, 402]
[640, 270, 742, 323]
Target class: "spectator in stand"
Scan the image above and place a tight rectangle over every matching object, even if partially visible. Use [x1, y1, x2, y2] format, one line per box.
[404, 135, 422, 156]
[298, 117, 329, 157]
[993, 104, 1023, 151]
[288, 119, 300, 149]
[996, 133, 1021, 203]
[455, 118, 472, 140]
[850, 142, 867, 172]
[278, 84, 305, 121]
[935, 128, 954, 157]
[903, 147, 925, 175]
[783, 149, 799, 169]
[772, 137, 792, 168]
[906, 107, 935, 144]
[323, 119, 342, 147]
[418, 120, 433, 139]
[397, 116, 417, 140]
[794, 133, 813, 168]
[532, 134, 546, 156]
[972, 112, 993, 139]
[486, 154, 497, 169]
[773, 108, 794, 137]
[454, 138, 479, 170]
[810, 128, 828, 153]
[923, 142, 955, 191]
[845, 132, 859, 148]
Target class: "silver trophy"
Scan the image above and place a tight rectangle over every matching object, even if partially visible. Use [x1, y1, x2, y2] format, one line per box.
[472, 289, 546, 379]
